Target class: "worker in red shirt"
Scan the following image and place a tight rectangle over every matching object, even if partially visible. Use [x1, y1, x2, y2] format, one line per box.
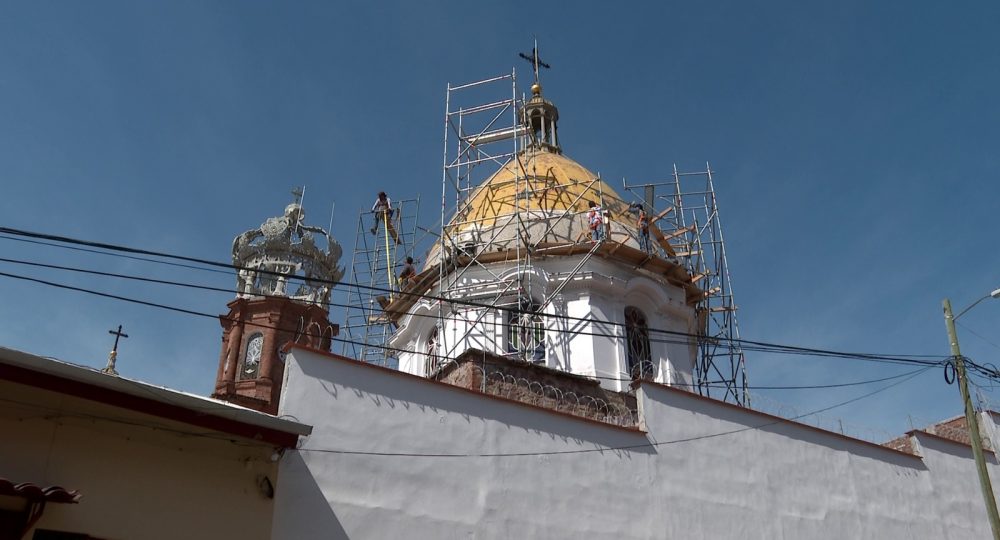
[587, 201, 604, 243]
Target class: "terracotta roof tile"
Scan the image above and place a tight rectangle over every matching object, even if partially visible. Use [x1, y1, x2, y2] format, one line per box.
[0, 478, 81, 504]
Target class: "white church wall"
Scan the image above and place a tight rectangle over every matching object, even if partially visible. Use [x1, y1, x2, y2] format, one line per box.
[396, 350, 421, 375]
[640, 382, 1000, 539]
[275, 348, 998, 540]
[394, 300, 436, 376]
[274, 349, 656, 539]
[556, 290, 593, 374]
[660, 314, 697, 385]
[0, 380, 279, 540]
[586, 291, 625, 387]
[390, 257, 698, 392]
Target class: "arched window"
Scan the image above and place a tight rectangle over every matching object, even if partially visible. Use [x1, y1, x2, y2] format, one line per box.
[306, 322, 323, 348]
[507, 300, 545, 362]
[293, 316, 305, 344]
[624, 307, 653, 379]
[241, 333, 264, 380]
[425, 326, 440, 374]
[322, 325, 335, 352]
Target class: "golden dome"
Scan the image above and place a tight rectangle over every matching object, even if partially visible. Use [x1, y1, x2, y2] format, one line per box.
[449, 149, 630, 233]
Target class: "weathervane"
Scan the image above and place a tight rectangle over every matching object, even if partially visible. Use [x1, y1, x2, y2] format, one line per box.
[518, 38, 550, 85]
[102, 324, 128, 376]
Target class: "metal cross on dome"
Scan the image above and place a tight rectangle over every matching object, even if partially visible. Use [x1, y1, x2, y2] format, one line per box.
[102, 324, 128, 376]
[518, 38, 550, 84]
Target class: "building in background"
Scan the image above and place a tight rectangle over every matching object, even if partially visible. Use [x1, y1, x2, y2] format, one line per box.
[0, 346, 309, 540]
[213, 198, 343, 414]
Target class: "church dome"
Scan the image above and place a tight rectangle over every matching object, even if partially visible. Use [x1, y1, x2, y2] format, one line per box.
[426, 148, 643, 268]
[455, 149, 627, 229]
[421, 71, 670, 274]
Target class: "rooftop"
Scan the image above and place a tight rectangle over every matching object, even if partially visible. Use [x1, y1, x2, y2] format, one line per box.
[0, 346, 312, 447]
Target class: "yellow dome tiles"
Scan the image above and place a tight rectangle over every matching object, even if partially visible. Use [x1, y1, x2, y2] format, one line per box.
[448, 150, 632, 233]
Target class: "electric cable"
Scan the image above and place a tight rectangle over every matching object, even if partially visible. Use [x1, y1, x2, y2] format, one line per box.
[589, 364, 935, 388]
[0, 226, 941, 361]
[0, 254, 945, 368]
[0, 233, 234, 276]
[0, 228, 944, 365]
[0, 268, 950, 391]
[957, 320, 1000, 352]
[0, 261, 944, 370]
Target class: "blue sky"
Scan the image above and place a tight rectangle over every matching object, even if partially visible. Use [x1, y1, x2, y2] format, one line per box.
[1, 1, 999, 440]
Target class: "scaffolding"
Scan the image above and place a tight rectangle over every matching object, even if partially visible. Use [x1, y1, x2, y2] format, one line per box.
[341, 196, 419, 366]
[623, 165, 749, 406]
[435, 70, 529, 364]
[371, 68, 748, 407]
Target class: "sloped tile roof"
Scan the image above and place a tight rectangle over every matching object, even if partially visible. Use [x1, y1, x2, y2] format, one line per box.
[0, 478, 81, 503]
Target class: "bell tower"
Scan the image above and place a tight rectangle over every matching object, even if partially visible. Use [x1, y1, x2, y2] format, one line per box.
[518, 41, 560, 154]
[213, 196, 344, 414]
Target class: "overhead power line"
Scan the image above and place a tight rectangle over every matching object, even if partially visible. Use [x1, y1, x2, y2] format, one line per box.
[590, 365, 935, 388]
[0, 254, 944, 368]
[0, 233, 234, 276]
[0, 226, 944, 366]
[0, 267, 949, 390]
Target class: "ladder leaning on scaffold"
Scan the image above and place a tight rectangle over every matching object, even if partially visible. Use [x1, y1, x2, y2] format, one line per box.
[382, 210, 396, 302]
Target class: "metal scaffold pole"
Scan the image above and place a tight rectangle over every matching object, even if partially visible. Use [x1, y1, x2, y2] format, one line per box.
[340, 196, 420, 367]
[622, 163, 749, 406]
[432, 69, 525, 370]
[368, 54, 747, 409]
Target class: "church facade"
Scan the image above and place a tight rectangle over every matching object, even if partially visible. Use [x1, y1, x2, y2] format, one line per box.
[391, 81, 702, 395]
[259, 73, 999, 538]
[225, 71, 999, 539]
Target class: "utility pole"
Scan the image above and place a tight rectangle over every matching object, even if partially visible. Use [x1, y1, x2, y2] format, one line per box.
[943, 298, 1000, 540]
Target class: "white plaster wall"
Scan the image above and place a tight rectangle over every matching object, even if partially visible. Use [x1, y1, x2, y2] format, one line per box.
[0, 381, 278, 540]
[641, 385, 1000, 539]
[390, 256, 697, 392]
[275, 348, 1000, 540]
[562, 290, 597, 375]
[661, 314, 697, 385]
[586, 291, 623, 385]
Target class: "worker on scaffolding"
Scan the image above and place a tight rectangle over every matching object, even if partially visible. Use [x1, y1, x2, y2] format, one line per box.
[371, 191, 393, 234]
[370, 191, 400, 244]
[630, 203, 651, 253]
[399, 256, 416, 290]
[587, 201, 604, 243]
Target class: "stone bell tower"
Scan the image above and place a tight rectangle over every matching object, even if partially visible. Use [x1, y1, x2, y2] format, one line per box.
[213, 196, 344, 414]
